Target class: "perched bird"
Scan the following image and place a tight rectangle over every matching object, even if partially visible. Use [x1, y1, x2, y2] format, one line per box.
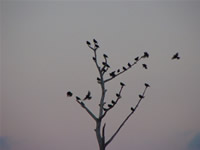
[144, 83, 150, 87]
[120, 82, 125, 87]
[143, 52, 149, 58]
[86, 41, 91, 46]
[128, 63, 132, 68]
[101, 68, 106, 73]
[103, 54, 108, 59]
[93, 39, 98, 44]
[131, 107, 135, 112]
[142, 64, 148, 69]
[92, 57, 96, 61]
[123, 66, 127, 71]
[108, 104, 113, 108]
[97, 77, 101, 82]
[139, 94, 144, 99]
[116, 93, 121, 98]
[109, 71, 116, 78]
[102, 62, 110, 68]
[103, 107, 109, 111]
[76, 96, 81, 101]
[134, 57, 139, 61]
[172, 52, 180, 60]
[67, 91, 73, 97]
[111, 100, 116, 105]
[117, 69, 120, 73]
[95, 44, 99, 48]
[83, 91, 92, 100]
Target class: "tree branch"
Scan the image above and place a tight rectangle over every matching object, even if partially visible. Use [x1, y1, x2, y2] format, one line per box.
[104, 57, 142, 83]
[76, 100, 97, 121]
[105, 85, 148, 147]
[100, 85, 124, 119]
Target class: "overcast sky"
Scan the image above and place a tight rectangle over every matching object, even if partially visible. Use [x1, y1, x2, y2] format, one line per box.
[1, 1, 200, 150]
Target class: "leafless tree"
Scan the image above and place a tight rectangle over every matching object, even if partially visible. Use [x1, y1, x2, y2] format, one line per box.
[67, 39, 150, 150]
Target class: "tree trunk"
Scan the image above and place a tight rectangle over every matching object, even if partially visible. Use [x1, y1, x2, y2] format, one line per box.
[95, 120, 106, 150]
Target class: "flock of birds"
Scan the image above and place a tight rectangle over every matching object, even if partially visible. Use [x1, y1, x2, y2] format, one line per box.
[67, 39, 180, 108]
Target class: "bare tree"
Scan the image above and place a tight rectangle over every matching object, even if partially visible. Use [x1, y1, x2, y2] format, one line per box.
[67, 39, 150, 150]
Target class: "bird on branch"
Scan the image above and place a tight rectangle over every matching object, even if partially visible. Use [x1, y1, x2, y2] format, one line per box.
[109, 71, 116, 78]
[93, 39, 98, 44]
[144, 83, 150, 88]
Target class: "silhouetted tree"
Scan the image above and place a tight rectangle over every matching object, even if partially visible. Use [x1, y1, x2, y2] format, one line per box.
[67, 39, 179, 150]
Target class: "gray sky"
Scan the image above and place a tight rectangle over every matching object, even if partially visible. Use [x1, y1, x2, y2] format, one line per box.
[1, 1, 200, 150]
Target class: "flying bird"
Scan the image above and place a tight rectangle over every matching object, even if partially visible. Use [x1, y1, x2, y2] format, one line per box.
[83, 91, 92, 100]
[67, 91, 73, 97]
[86, 41, 91, 46]
[172, 52, 180, 60]
[142, 64, 148, 69]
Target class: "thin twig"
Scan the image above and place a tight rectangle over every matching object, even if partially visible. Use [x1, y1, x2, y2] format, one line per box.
[105, 86, 148, 147]
[104, 57, 142, 83]
[76, 100, 97, 121]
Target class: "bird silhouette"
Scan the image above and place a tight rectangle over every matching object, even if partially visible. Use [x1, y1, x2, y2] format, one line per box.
[123, 66, 127, 71]
[67, 91, 73, 97]
[144, 83, 150, 87]
[109, 71, 116, 78]
[86, 41, 91, 46]
[103, 54, 108, 58]
[117, 69, 120, 73]
[108, 104, 113, 108]
[92, 57, 96, 62]
[139, 94, 144, 99]
[95, 44, 99, 48]
[142, 64, 147, 69]
[76, 96, 81, 101]
[134, 57, 139, 61]
[93, 39, 98, 44]
[128, 63, 131, 68]
[116, 93, 121, 98]
[131, 107, 135, 112]
[102, 62, 110, 68]
[103, 107, 108, 111]
[120, 82, 125, 87]
[111, 100, 116, 105]
[83, 91, 92, 100]
[172, 52, 180, 60]
[143, 52, 149, 58]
